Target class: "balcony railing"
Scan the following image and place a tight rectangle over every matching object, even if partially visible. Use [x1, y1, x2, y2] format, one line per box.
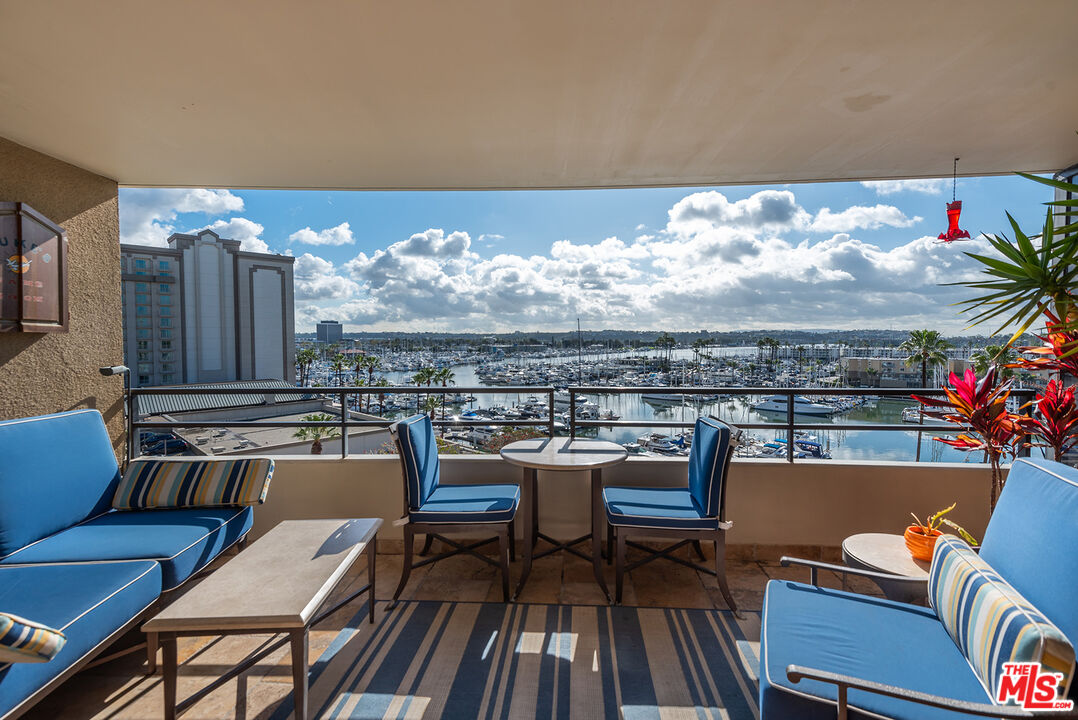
[127, 385, 1038, 462]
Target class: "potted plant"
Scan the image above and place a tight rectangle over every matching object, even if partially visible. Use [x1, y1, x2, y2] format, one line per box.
[905, 503, 979, 561]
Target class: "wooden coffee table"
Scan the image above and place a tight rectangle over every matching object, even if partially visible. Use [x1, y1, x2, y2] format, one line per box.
[500, 437, 628, 601]
[143, 518, 381, 720]
[842, 532, 929, 604]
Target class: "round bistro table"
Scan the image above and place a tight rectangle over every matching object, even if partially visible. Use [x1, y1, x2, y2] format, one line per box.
[500, 437, 628, 601]
[841, 532, 930, 604]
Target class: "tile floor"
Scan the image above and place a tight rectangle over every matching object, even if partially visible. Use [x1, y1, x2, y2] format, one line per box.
[24, 541, 884, 720]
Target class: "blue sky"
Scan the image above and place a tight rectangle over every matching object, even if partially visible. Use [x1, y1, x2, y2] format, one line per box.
[119, 175, 1052, 334]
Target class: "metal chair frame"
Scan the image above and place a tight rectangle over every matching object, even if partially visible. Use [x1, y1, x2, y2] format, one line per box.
[388, 418, 518, 605]
[607, 419, 741, 614]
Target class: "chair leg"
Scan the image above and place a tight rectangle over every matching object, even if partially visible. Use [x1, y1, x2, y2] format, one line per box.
[508, 520, 516, 562]
[615, 528, 626, 605]
[498, 526, 511, 602]
[713, 535, 739, 616]
[606, 522, 614, 566]
[419, 533, 434, 556]
[391, 525, 415, 608]
[692, 539, 707, 561]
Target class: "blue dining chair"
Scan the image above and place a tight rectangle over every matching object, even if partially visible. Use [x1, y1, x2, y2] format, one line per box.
[602, 416, 741, 611]
[389, 414, 520, 604]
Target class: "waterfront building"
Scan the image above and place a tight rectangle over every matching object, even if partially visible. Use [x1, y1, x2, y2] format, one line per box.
[121, 229, 296, 387]
[316, 319, 344, 344]
[843, 356, 972, 388]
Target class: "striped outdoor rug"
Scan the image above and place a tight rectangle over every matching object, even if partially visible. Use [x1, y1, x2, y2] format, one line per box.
[272, 601, 760, 720]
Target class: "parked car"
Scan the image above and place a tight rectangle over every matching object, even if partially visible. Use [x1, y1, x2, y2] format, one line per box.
[144, 438, 189, 455]
[139, 431, 175, 446]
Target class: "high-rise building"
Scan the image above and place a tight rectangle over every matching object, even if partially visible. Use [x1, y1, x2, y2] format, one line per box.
[316, 319, 343, 344]
[121, 229, 295, 387]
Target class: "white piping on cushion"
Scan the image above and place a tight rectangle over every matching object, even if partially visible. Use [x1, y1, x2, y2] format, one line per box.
[0, 508, 246, 565]
[1011, 457, 1078, 489]
[0, 510, 114, 562]
[0, 409, 99, 428]
[58, 563, 159, 631]
[603, 488, 720, 530]
[760, 580, 993, 719]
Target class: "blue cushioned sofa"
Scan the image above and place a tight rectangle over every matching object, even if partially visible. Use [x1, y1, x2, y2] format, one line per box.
[759, 457, 1078, 719]
[0, 410, 258, 719]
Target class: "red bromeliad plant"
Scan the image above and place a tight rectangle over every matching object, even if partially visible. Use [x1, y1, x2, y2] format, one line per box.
[912, 368, 1023, 511]
[1019, 379, 1078, 462]
[1010, 311, 1078, 377]
[1005, 312, 1078, 462]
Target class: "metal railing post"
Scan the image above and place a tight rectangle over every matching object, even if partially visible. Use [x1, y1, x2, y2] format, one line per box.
[340, 391, 349, 458]
[786, 391, 795, 463]
[126, 387, 135, 465]
[548, 388, 555, 438]
[569, 391, 576, 439]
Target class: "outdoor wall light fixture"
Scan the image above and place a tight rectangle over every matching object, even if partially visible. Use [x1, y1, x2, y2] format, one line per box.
[0, 202, 69, 332]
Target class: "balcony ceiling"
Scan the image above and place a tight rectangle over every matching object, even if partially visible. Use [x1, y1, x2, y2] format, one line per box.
[2, 0, 1076, 190]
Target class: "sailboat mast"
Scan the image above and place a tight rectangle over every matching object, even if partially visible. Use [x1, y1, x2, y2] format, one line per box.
[577, 317, 583, 385]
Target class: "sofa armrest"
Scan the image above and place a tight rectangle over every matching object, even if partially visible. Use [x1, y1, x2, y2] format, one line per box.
[780, 556, 928, 589]
[787, 665, 1078, 718]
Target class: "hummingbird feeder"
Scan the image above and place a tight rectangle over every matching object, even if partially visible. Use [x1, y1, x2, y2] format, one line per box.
[937, 157, 971, 243]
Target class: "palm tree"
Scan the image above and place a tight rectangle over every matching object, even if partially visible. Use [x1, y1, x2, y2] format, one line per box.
[374, 377, 390, 415]
[899, 329, 952, 388]
[655, 332, 676, 370]
[293, 413, 340, 455]
[295, 348, 317, 386]
[970, 344, 1018, 379]
[435, 367, 455, 387]
[412, 366, 436, 410]
[330, 353, 347, 386]
[354, 354, 369, 384]
[365, 355, 382, 385]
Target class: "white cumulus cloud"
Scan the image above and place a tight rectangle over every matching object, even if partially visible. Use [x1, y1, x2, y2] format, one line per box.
[667, 190, 812, 237]
[294, 253, 360, 301]
[120, 188, 245, 246]
[195, 218, 270, 253]
[288, 221, 355, 246]
[861, 179, 948, 196]
[808, 205, 921, 232]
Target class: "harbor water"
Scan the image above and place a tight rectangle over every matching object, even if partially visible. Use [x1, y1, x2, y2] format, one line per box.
[382, 358, 984, 464]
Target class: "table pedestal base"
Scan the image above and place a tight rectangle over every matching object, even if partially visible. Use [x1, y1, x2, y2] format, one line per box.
[514, 467, 611, 601]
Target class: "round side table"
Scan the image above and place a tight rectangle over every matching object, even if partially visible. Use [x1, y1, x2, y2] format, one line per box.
[841, 532, 930, 605]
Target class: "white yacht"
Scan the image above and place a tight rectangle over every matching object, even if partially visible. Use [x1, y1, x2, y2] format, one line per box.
[751, 395, 836, 416]
[641, 393, 685, 404]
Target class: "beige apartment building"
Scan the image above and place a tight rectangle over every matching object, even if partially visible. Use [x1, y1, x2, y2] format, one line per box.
[121, 229, 296, 387]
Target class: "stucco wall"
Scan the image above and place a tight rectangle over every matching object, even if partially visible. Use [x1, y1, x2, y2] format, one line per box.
[0, 137, 123, 451]
[249, 455, 996, 552]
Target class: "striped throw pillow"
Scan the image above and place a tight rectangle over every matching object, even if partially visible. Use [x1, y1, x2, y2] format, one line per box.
[113, 459, 274, 510]
[0, 612, 66, 664]
[929, 534, 1075, 702]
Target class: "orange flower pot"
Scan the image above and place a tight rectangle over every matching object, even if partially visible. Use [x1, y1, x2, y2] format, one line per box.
[904, 525, 942, 562]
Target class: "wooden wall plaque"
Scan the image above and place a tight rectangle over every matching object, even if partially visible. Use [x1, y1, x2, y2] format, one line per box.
[0, 202, 69, 333]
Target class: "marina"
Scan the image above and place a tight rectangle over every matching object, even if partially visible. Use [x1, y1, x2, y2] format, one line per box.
[298, 346, 1005, 463]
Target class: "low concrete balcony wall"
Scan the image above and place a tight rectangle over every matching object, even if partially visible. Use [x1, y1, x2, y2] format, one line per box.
[252, 455, 995, 557]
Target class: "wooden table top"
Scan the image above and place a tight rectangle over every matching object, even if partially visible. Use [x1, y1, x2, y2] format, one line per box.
[500, 436, 628, 471]
[143, 518, 381, 633]
[842, 532, 930, 579]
